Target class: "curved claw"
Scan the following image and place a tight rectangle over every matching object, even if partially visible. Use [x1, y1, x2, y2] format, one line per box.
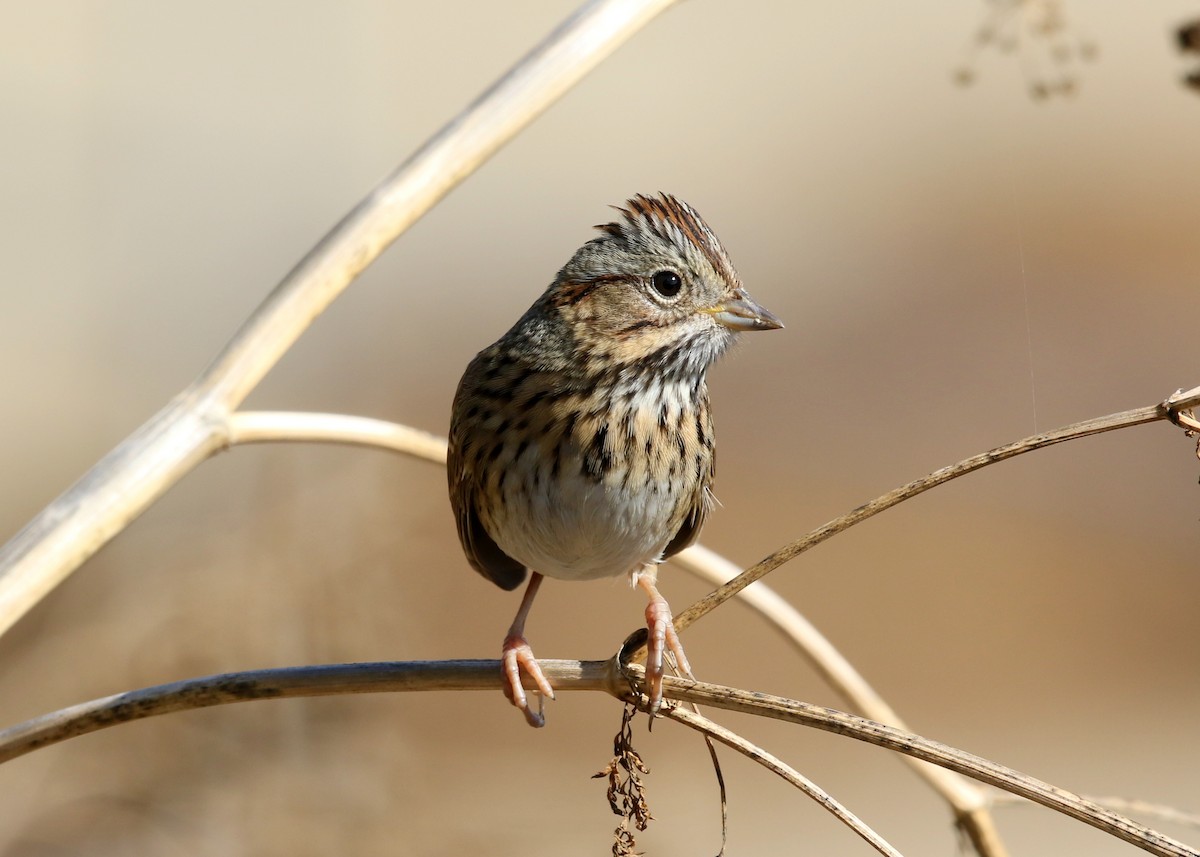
[643, 595, 694, 716]
[502, 633, 555, 728]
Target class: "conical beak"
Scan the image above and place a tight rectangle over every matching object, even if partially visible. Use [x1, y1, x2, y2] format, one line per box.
[705, 291, 784, 332]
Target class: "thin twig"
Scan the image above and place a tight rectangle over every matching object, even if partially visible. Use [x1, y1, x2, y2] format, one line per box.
[672, 546, 1007, 857]
[1072, 798, 1200, 832]
[0, 0, 680, 639]
[670, 385, 1200, 636]
[664, 705, 905, 857]
[990, 793, 1200, 830]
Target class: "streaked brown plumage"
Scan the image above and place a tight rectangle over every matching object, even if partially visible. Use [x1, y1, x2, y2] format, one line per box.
[448, 193, 781, 726]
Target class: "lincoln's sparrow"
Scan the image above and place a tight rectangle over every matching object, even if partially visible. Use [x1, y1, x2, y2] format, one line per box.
[448, 193, 781, 727]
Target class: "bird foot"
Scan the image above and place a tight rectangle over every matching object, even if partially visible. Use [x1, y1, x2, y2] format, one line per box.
[643, 595, 694, 716]
[502, 633, 555, 728]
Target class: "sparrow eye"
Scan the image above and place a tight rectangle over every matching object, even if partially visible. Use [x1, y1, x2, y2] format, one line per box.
[651, 270, 683, 297]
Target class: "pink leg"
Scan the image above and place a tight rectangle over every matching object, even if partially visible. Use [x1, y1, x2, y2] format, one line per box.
[636, 566, 693, 715]
[502, 572, 556, 728]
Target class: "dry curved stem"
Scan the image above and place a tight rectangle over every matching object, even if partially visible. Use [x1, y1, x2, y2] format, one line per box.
[672, 545, 1007, 857]
[669, 384, 1200, 636]
[228, 411, 449, 462]
[1, 660, 1195, 857]
[664, 705, 905, 857]
[0, 0, 679, 639]
[628, 673, 1200, 857]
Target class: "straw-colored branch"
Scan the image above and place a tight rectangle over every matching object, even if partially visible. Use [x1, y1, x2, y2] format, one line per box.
[0, 0, 679, 639]
[1, 661, 1194, 857]
[664, 705, 905, 857]
[670, 384, 1200, 635]
[228, 411, 449, 462]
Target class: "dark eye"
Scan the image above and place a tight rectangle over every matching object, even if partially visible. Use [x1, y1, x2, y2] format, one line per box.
[651, 270, 683, 297]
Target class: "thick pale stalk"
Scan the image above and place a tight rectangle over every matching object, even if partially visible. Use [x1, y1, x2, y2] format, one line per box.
[0, 394, 226, 633]
[195, 0, 676, 407]
[0, 0, 678, 638]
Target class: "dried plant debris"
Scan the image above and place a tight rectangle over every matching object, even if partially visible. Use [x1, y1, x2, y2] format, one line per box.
[954, 0, 1098, 99]
[1178, 19, 1200, 94]
[1165, 391, 1200, 484]
[1180, 19, 1200, 51]
[593, 703, 653, 856]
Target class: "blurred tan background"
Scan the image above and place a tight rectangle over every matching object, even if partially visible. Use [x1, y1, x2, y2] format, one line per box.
[1, 1, 1198, 854]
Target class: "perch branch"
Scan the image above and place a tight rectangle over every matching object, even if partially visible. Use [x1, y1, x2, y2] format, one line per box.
[0, 0, 679, 639]
[0, 659, 613, 765]
[0, 661, 1194, 857]
[635, 675, 1200, 857]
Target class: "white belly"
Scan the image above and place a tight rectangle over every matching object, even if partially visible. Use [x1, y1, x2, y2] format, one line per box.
[491, 467, 679, 582]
